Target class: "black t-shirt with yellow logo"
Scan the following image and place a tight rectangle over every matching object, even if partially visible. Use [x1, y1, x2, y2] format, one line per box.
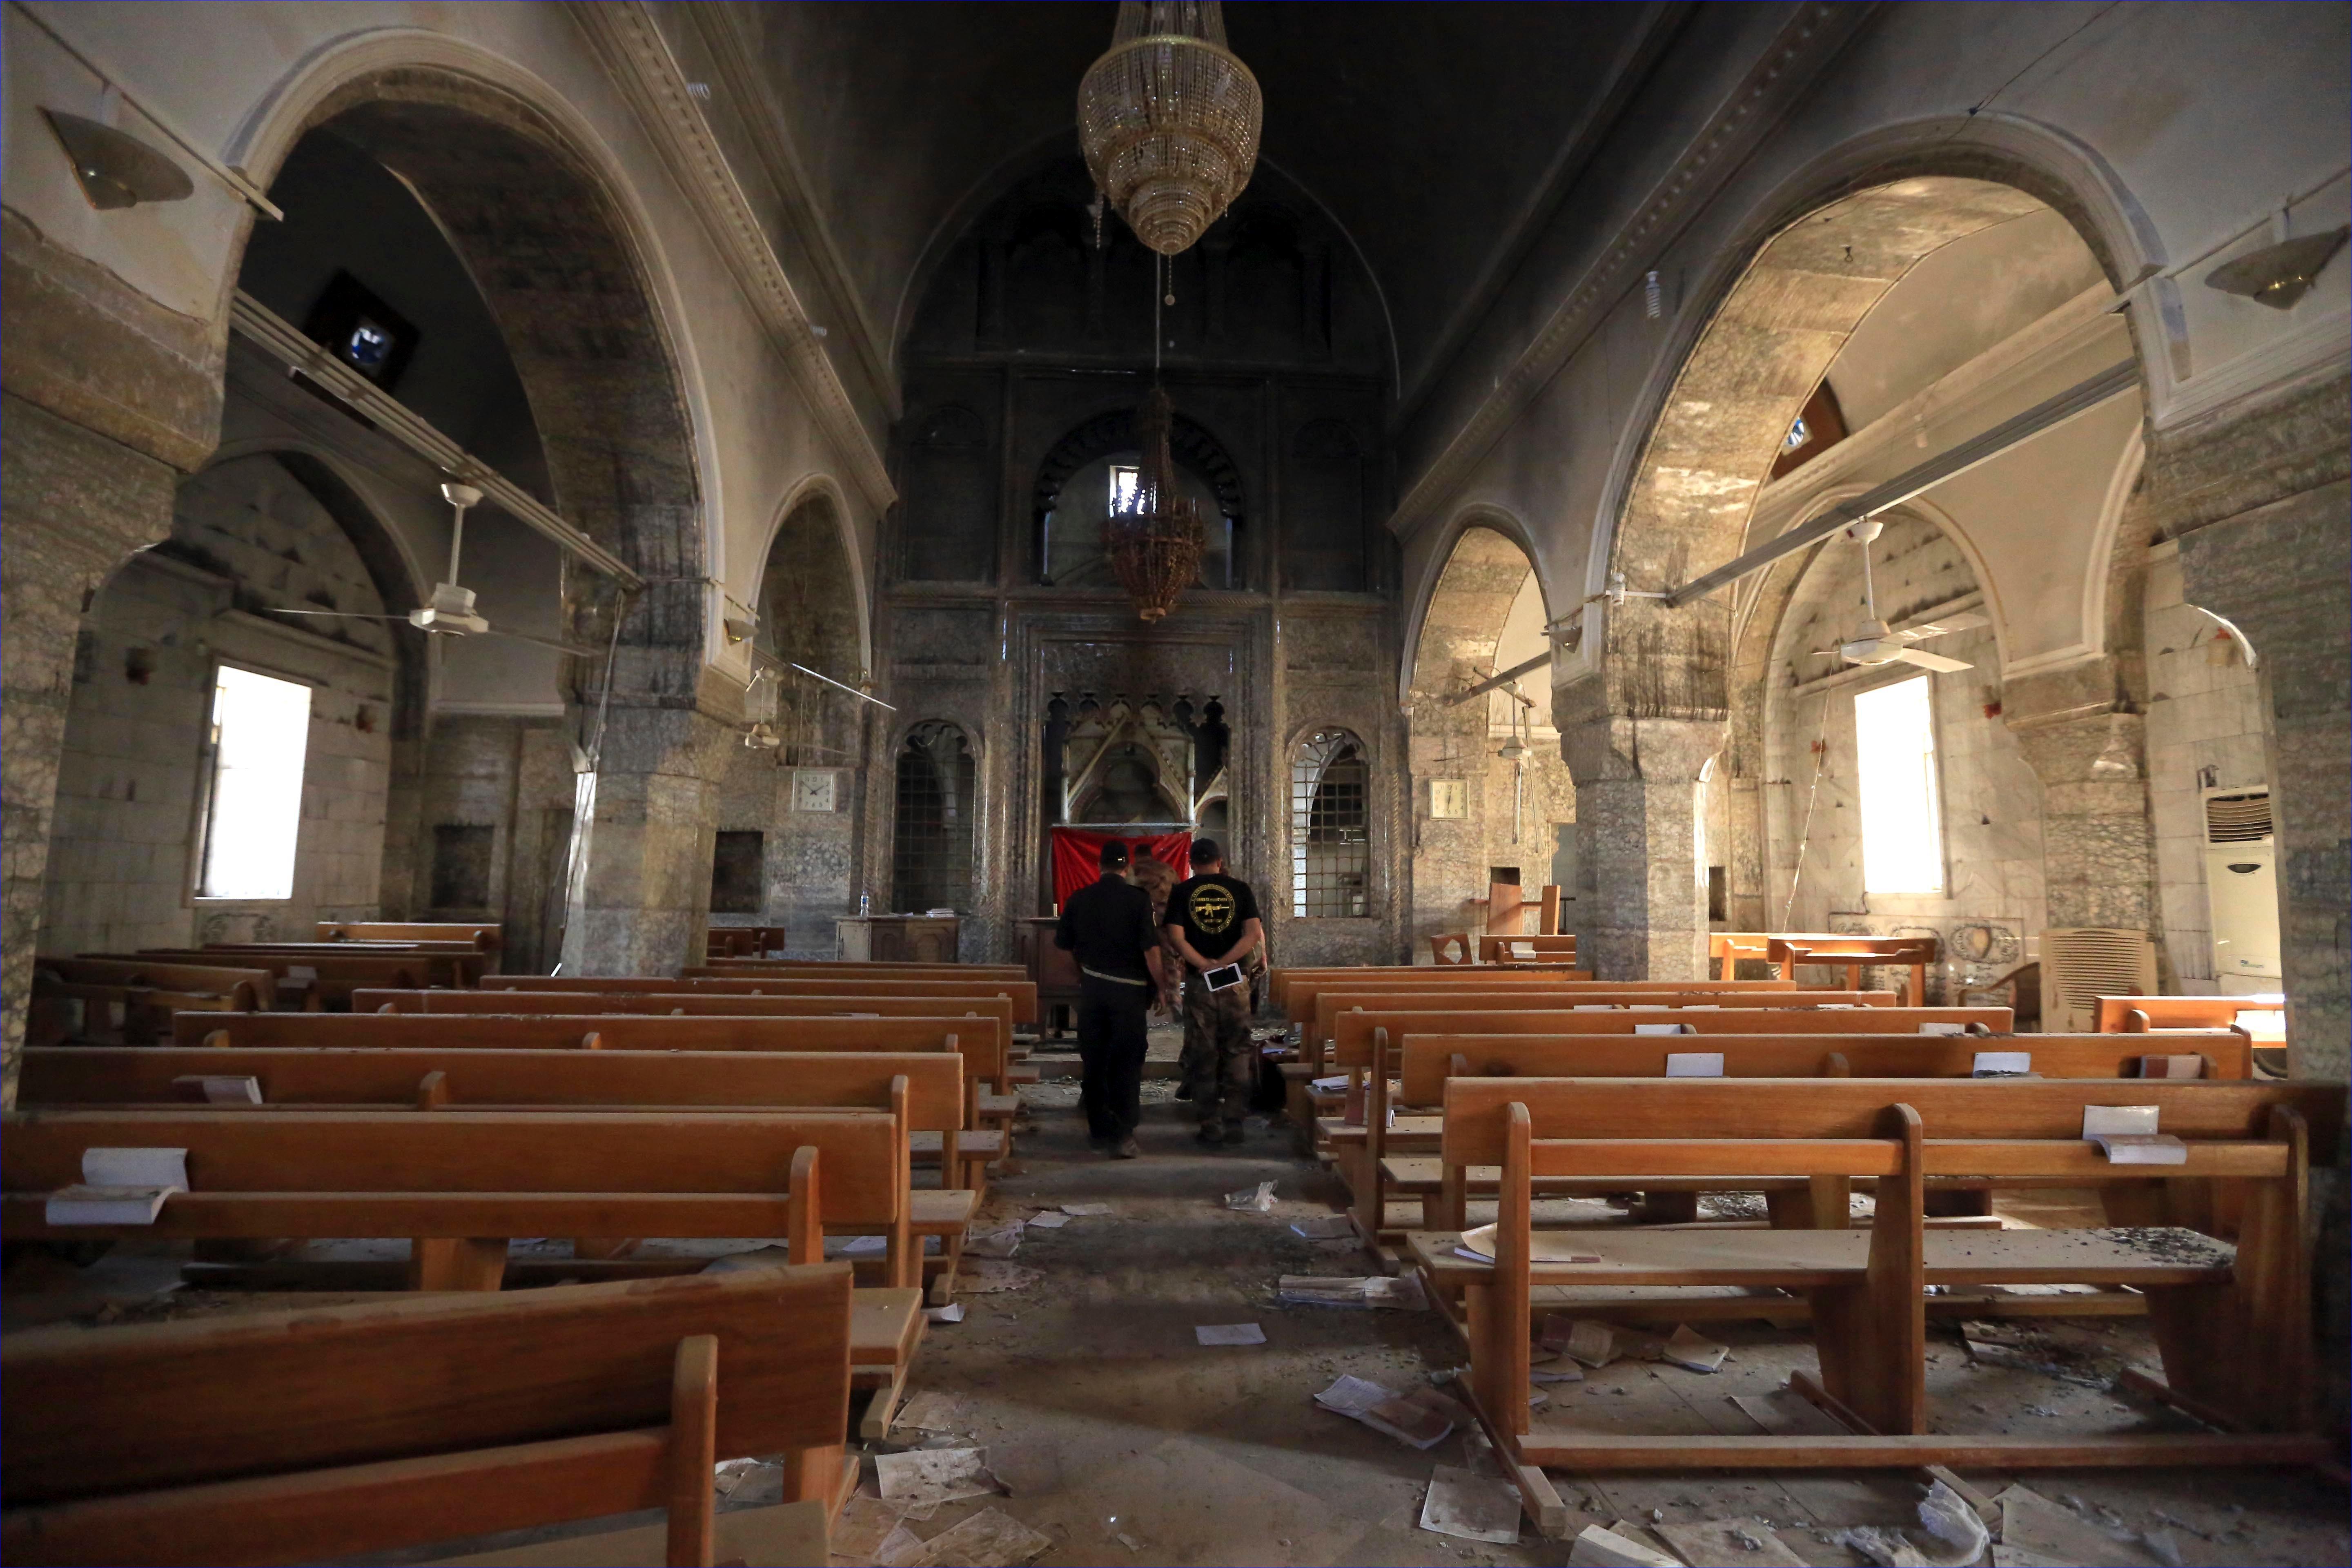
[1166, 872, 1261, 964]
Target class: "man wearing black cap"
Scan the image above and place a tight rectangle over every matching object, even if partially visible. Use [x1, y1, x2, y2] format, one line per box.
[1054, 839, 1167, 1158]
[1163, 837, 1263, 1145]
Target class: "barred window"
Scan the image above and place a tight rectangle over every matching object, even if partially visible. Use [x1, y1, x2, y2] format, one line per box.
[893, 721, 975, 914]
[1291, 727, 1370, 918]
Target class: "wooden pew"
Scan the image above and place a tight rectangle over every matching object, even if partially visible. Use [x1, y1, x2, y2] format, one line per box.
[1408, 1077, 2338, 1527]
[1767, 935, 1939, 1006]
[1271, 964, 1596, 1015]
[702, 925, 789, 960]
[29, 957, 271, 1044]
[697, 960, 1026, 978]
[0, 1265, 853, 1568]
[1710, 931, 1774, 980]
[192, 941, 491, 989]
[2, 1105, 927, 1435]
[1356, 1028, 2254, 1239]
[350, 988, 1029, 1124]
[89, 950, 434, 1009]
[21, 1044, 989, 1302]
[317, 920, 501, 956]
[487, 973, 1040, 1026]
[2097, 993, 2285, 1036]
[1476, 934, 1578, 964]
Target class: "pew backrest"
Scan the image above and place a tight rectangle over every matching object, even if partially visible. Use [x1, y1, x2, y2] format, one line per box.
[1323, 997, 1978, 1066]
[1476, 934, 1578, 964]
[316, 922, 501, 954]
[2096, 994, 2282, 1034]
[484, 973, 1038, 1024]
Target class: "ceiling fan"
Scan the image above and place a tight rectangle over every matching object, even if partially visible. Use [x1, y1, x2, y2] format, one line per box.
[1813, 517, 1987, 673]
[268, 481, 601, 657]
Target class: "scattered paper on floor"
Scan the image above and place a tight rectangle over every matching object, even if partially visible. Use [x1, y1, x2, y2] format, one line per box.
[965, 1221, 1026, 1258]
[1276, 1274, 1427, 1310]
[1025, 1210, 1073, 1229]
[894, 1391, 962, 1434]
[1567, 1523, 1681, 1567]
[1311, 1375, 1464, 1449]
[1194, 1322, 1267, 1345]
[1225, 1180, 1276, 1212]
[874, 1446, 998, 1509]
[1560, 1319, 1619, 1367]
[871, 1520, 929, 1568]
[903, 1506, 1055, 1568]
[831, 1494, 911, 1561]
[1419, 1463, 1521, 1545]
[1661, 1323, 1728, 1372]
[924, 1302, 966, 1323]
[1993, 1485, 2159, 1568]
[1059, 1202, 1113, 1216]
[1289, 1214, 1354, 1239]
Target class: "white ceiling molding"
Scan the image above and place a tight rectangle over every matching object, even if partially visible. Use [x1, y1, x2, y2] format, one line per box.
[564, 0, 897, 516]
[1385, 0, 1875, 540]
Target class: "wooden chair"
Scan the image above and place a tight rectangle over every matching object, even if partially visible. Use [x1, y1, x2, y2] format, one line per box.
[24, 1045, 989, 1301]
[1429, 933, 1475, 964]
[1406, 1077, 2338, 1532]
[1352, 1027, 2254, 1239]
[0, 1264, 852, 1567]
[1476, 933, 1579, 964]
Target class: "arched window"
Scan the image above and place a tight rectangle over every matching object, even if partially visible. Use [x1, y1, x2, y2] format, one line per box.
[893, 722, 975, 913]
[1291, 727, 1370, 918]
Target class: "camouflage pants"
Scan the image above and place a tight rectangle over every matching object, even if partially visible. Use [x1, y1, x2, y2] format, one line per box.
[1183, 972, 1253, 1132]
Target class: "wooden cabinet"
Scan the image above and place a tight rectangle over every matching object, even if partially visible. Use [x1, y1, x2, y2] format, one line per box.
[834, 916, 959, 962]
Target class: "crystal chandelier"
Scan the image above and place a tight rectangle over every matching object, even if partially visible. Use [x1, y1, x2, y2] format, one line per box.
[1104, 387, 1205, 622]
[1077, 1, 1261, 256]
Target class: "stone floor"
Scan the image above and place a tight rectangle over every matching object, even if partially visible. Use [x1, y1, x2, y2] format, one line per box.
[5, 1063, 2347, 1566]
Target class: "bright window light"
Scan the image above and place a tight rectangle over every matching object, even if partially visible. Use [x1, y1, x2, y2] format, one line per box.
[1108, 463, 1141, 513]
[1854, 675, 1944, 894]
[199, 666, 312, 899]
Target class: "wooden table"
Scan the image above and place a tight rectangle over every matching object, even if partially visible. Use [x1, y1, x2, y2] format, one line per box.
[835, 915, 959, 963]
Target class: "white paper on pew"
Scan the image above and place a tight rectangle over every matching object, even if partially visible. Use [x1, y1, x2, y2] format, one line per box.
[174, 1075, 263, 1104]
[45, 1185, 179, 1225]
[1679, 1004, 1722, 1010]
[1815, 1003, 1858, 1009]
[286, 965, 318, 984]
[1454, 1224, 1603, 1265]
[82, 1147, 188, 1189]
[1664, 1052, 1724, 1078]
[1311, 1075, 1348, 1091]
[1194, 1323, 1267, 1345]
[1572, 1004, 1616, 1011]
[1919, 1021, 1968, 1035]
[1973, 1051, 2033, 1077]
[1634, 1022, 1694, 1036]
[2091, 1134, 2187, 1165]
[2081, 1104, 2160, 1137]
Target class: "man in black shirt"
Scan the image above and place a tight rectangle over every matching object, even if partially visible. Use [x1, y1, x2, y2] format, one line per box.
[1163, 837, 1263, 1144]
[1055, 840, 1167, 1158]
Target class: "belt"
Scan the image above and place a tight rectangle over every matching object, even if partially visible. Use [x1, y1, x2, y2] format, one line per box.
[1080, 965, 1150, 988]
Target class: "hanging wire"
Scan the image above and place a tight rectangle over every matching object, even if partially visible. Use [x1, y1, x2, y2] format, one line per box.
[1778, 692, 1835, 928]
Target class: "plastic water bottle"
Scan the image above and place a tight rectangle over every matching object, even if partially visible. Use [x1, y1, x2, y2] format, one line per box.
[859, 891, 871, 917]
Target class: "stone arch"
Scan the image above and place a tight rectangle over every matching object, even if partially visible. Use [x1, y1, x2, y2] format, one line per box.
[756, 473, 873, 682]
[755, 487, 869, 763]
[1032, 406, 1249, 525]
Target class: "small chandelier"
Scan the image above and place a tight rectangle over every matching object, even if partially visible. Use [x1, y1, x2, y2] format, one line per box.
[1104, 387, 1205, 622]
[1077, 1, 1261, 256]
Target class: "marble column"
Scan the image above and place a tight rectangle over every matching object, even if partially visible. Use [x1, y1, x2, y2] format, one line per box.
[1557, 683, 1723, 981]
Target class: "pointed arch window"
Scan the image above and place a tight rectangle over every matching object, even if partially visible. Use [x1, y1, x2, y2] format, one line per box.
[893, 721, 976, 914]
[1291, 727, 1370, 918]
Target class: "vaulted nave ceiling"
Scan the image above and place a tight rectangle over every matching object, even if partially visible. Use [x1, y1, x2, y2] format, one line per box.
[751, 0, 1673, 403]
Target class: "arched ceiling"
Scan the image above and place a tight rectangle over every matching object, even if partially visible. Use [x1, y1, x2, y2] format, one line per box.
[753, 1, 1669, 396]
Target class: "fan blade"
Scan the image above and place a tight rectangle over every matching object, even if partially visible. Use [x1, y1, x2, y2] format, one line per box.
[1893, 647, 1972, 673]
[265, 608, 413, 621]
[1896, 611, 1991, 641]
[1809, 648, 1846, 658]
[481, 628, 603, 658]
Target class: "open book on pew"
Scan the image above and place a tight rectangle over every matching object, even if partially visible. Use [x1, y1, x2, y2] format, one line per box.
[1456, 1223, 1603, 1265]
[45, 1145, 189, 1225]
[2083, 1104, 2188, 1164]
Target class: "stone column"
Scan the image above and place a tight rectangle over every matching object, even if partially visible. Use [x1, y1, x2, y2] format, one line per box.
[1, 214, 222, 1105]
[1556, 683, 1723, 980]
[2002, 671, 2159, 934]
[559, 700, 734, 978]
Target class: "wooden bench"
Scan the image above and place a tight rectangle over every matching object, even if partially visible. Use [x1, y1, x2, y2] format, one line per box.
[24, 1045, 990, 1301]
[318, 920, 501, 958]
[198, 940, 492, 989]
[1271, 964, 1594, 1014]
[91, 950, 437, 1008]
[1476, 934, 1578, 964]
[697, 959, 1026, 978]
[29, 957, 272, 1044]
[1351, 1028, 2255, 1239]
[702, 925, 789, 960]
[489, 973, 1040, 1027]
[2096, 993, 2285, 1036]
[0, 1263, 852, 1567]
[1767, 935, 1940, 1006]
[1407, 1076, 2338, 1529]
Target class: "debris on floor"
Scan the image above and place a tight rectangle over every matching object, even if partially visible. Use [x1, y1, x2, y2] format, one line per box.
[1567, 1522, 1681, 1567]
[1552, 1317, 1619, 1368]
[1660, 1323, 1729, 1373]
[1225, 1180, 1277, 1212]
[832, 1494, 913, 1561]
[1993, 1484, 2167, 1567]
[1654, 1517, 1812, 1566]
[1420, 1463, 1523, 1545]
[924, 1301, 966, 1323]
[710, 1456, 774, 1501]
[1024, 1209, 1073, 1229]
[1288, 1214, 1355, 1238]
[698, 1245, 794, 1275]
[955, 1260, 1040, 1293]
[1057, 1201, 1112, 1216]
[1728, 1385, 1851, 1436]
[965, 1221, 1027, 1258]
[1193, 1322, 1267, 1345]
[874, 1446, 999, 1509]
[1276, 1273, 1427, 1310]
[901, 1505, 1055, 1568]
[892, 1390, 964, 1436]
[1312, 1374, 1467, 1448]
[1833, 1479, 1995, 1568]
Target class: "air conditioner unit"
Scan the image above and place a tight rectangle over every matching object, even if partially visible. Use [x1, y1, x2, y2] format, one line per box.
[2201, 786, 2281, 986]
[2040, 928, 2158, 1033]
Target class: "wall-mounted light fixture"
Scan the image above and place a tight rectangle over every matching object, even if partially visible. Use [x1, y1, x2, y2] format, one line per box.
[2205, 225, 2348, 310]
[43, 109, 192, 209]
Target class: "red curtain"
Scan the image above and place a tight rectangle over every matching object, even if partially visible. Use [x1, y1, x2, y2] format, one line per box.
[1050, 827, 1192, 910]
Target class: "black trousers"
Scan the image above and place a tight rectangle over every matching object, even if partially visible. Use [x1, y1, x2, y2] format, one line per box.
[1076, 976, 1151, 1140]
